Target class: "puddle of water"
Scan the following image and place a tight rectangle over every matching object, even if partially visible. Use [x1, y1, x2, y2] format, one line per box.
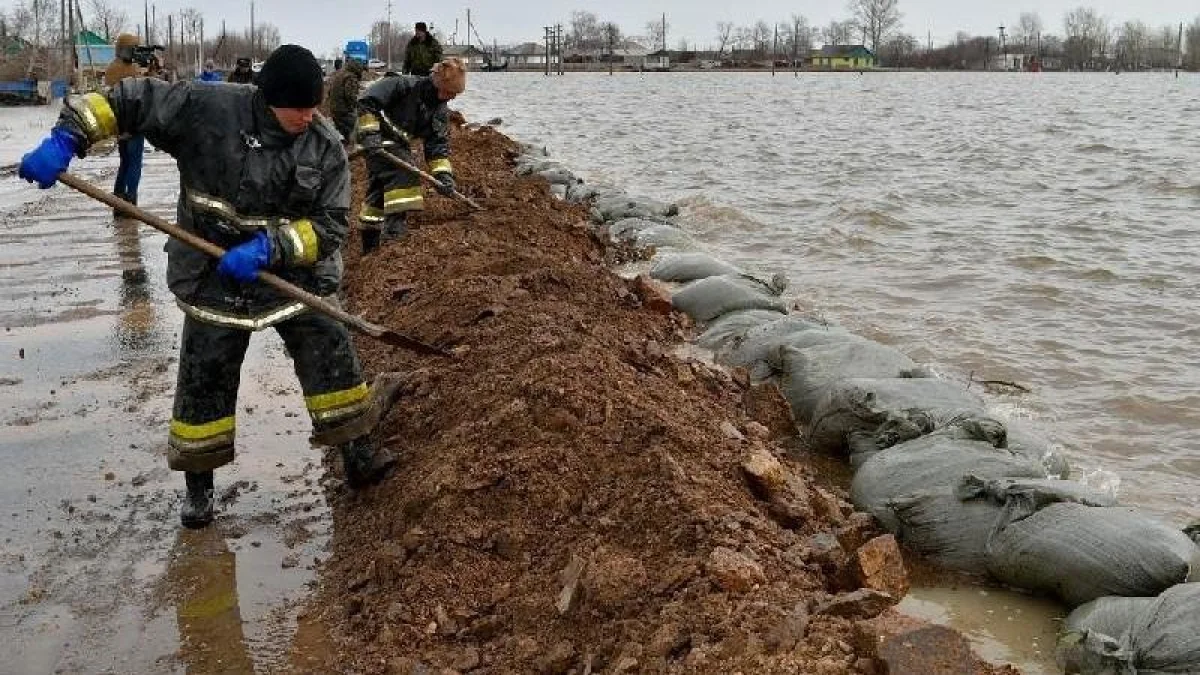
[0, 136, 334, 673]
[900, 584, 1067, 675]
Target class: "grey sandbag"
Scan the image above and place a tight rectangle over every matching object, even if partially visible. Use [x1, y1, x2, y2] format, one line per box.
[775, 340, 919, 424]
[852, 415, 1072, 477]
[650, 253, 741, 283]
[1063, 595, 1155, 645]
[1126, 583, 1200, 674]
[808, 377, 986, 455]
[671, 274, 789, 323]
[565, 181, 600, 204]
[851, 436, 1047, 531]
[987, 503, 1200, 607]
[593, 194, 678, 222]
[608, 217, 664, 242]
[719, 319, 853, 381]
[695, 310, 787, 351]
[635, 224, 694, 249]
[889, 475, 1115, 573]
[1058, 585, 1200, 675]
[889, 488, 1006, 571]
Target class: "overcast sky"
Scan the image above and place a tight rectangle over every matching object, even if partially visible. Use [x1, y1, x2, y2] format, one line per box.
[127, 0, 1199, 56]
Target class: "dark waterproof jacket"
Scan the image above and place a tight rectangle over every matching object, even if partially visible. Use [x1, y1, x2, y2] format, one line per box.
[226, 68, 255, 84]
[357, 75, 450, 161]
[326, 61, 365, 140]
[402, 36, 442, 76]
[57, 78, 350, 330]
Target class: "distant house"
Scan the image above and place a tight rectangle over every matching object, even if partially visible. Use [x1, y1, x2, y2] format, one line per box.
[442, 44, 488, 68]
[75, 30, 114, 71]
[502, 42, 558, 67]
[811, 44, 876, 69]
[643, 49, 670, 71]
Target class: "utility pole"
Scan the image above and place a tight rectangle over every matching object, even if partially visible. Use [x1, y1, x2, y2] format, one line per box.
[144, 0, 149, 45]
[557, 23, 564, 74]
[998, 25, 1007, 70]
[662, 12, 667, 51]
[467, 8, 472, 47]
[607, 24, 614, 75]
[772, 24, 778, 76]
[386, 0, 393, 70]
[250, 0, 255, 61]
[543, 25, 552, 76]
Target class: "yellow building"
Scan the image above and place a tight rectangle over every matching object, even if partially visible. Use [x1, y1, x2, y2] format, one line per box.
[810, 44, 876, 69]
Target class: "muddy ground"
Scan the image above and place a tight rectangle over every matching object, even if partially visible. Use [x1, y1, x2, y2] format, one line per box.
[289, 119, 1021, 674]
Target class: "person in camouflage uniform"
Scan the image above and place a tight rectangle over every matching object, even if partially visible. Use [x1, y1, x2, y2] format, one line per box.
[402, 22, 443, 76]
[326, 56, 367, 143]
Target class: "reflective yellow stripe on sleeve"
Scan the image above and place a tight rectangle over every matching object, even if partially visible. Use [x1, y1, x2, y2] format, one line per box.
[305, 382, 370, 423]
[70, 92, 119, 144]
[357, 113, 380, 133]
[279, 219, 319, 266]
[428, 158, 452, 175]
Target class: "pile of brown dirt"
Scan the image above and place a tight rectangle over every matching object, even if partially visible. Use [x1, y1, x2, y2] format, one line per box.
[293, 120, 1017, 674]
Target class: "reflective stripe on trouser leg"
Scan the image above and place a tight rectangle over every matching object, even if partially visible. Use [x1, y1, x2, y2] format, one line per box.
[168, 316, 252, 472]
[359, 173, 386, 231]
[366, 144, 424, 215]
[273, 311, 370, 430]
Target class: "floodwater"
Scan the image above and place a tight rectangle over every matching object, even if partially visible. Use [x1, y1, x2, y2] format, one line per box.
[0, 107, 331, 673]
[458, 71, 1200, 674]
[458, 71, 1200, 522]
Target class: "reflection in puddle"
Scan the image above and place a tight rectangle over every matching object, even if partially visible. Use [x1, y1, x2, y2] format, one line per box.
[166, 528, 256, 673]
[900, 584, 1066, 675]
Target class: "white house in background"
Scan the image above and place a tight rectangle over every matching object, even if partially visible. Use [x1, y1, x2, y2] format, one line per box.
[502, 42, 559, 66]
[443, 44, 489, 67]
[993, 52, 1033, 70]
[643, 49, 670, 70]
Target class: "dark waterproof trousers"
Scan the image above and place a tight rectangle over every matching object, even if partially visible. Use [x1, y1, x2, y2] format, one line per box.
[167, 311, 369, 472]
[359, 144, 423, 238]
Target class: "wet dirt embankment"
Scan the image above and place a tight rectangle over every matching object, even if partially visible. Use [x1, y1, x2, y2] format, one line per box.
[293, 119, 1019, 674]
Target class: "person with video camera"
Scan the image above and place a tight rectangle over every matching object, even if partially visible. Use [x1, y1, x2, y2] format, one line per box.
[105, 34, 145, 208]
[227, 57, 255, 84]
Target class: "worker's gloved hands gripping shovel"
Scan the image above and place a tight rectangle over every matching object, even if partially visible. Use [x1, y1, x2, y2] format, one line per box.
[18, 128, 451, 358]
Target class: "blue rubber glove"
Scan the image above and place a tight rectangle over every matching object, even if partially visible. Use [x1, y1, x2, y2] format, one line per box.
[19, 128, 78, 189]
[217, 230, 273, 283]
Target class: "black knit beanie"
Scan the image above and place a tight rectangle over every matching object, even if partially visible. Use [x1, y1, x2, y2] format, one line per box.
[256, 44, 324, 108]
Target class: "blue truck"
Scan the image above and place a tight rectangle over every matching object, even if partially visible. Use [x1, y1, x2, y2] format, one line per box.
[344, 40, 370, 65]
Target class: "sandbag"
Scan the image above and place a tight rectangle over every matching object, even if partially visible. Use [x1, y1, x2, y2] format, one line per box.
[565, 181, 600, 204]
[889, 488, 1006, 572]
[808, 377, 986, 455]
[695, 310, 787, 351]
[671, 274, 789, 323]
[889, 476, 1115, 574]
[1058, 585, 1200, 675]
[650, 253, 741, 283]
[851, 436, 1047, 530]
[775, 340, 920, 424]
[635, 224, 694, 249]
[1126, 583, 1200, 674]
[987, 503, 1200, 607]
[593, 194, 677, 222]
[608, 217, 664, 242]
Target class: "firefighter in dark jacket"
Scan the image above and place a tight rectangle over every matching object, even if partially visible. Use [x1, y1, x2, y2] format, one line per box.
[18, 45, 399, 529]
[355, 57, 465, 252]
[226, 56, 255, 84]
[326, 55, 366, 143]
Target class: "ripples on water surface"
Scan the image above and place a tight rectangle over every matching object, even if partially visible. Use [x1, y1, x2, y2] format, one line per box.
[458, 72, 1200, 520]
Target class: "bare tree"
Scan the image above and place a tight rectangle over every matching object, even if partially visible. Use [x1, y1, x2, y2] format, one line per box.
[782, 14, 812, 62]
[751, 20, 771, 56]
[1186, 16, 1200, 70]
[715, 21, 733, 59]
[1062, 6, 1108, 69]
[1114, 20, 1147, 69]
[568, 10, 601, 52]
[848, 0, 901, 53]
[1014, 12, 1043, 53]
[89, 0, 129, 41]
[645, 15, 668, 51]
[823, 19, 857, 46]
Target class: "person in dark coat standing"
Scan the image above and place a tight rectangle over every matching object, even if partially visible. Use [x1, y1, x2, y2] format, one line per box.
[402, 22, 443, 76]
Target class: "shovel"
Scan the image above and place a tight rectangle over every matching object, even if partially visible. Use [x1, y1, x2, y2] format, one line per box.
[57, 171, 452, 358]
[352, 145, 484, 212]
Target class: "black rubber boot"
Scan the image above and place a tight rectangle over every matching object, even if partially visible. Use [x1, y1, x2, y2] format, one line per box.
[339, 437, 395, 489]
[380, 213, 408, 243]
[361, 228, 381, 254]
[180, 470, 215, 529]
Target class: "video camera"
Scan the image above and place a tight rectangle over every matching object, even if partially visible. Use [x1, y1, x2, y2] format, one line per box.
[131, 44, 164, 67]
